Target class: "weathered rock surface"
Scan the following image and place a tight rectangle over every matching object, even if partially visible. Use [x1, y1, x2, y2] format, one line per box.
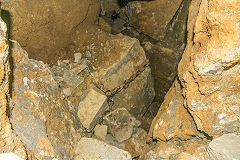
[75, 137, 132, 160]
[0, 18, 27, 159]
[101, 0, 190, 106]
[3, 22, 155, 159]
[142, 139, 209, 160]
[1, 0, 100, 65]
[147, 0, 240, 159]
[178, 0, 240, 136]
[207, 133, 240, 160]
[129, 0, 183, 40]
[176, 139, 209, 160]
[103, 108, 140, 143]
[143, 141, 182, 159]
[148, 80, 199, 141]
[10, 41, 81, 159]
[75, 31, 154, 129]
[78, 88, 107, 131]
[112, 67, 155, 128]
[89, 34, 148, 92]
[124, 128, 150, 158]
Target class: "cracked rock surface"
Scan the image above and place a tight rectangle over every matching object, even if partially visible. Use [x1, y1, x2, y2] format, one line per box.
[0, 0, 239, 159]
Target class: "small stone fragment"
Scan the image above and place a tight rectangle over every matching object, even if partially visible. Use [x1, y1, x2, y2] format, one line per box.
[63, 88, 71, 96]
[75, 137, 131, 160]
[94, 124, 108, 140]
[85, 50, 91, 57]
[103, 108, 140, 143]
[74, 53, 82, 63]
[78, 88, 108, 131]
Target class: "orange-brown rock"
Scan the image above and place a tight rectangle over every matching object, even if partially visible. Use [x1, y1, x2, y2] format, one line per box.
[148, 80, 198, 141]
[176, 139, 209, 159]
[10, 40, 81, 159]
[142, 141, 182, 159]
[142, 139, 209, 160]
[124, 129, 150, 157]
[178, 0, 240, 136]
[149, 0, 240, 143]
[0, 18, 27, 159]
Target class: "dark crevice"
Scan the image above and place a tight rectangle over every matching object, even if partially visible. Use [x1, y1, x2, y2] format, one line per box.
[166, 0, 186, 31]
[117, 0, 155, 8]
[185, 106, 213, 141]
[1, 9, 14, 118]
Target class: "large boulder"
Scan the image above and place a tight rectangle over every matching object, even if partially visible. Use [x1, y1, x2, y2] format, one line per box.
[178, 0, 240, 136]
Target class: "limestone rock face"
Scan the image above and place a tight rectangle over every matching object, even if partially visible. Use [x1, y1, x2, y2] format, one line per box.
[178, 0, 240, 136]
[100, 0, 191, 106]
[1, 0, 100, 65]
[149, 0, 240, 142]
[10, 41, 80, 159]
[207, 133, 240, 160]
[149, 80, 198, 141]
[92, 34, 148, 92]
[124, 128, 150, 158]
[75, 137, 132, 160]
[112, 67, 155, 127]
[129, 0, 183, 40]
[78, 88, 108, 131]
[76, 32, 154, 128]
[147, 0, 240, 159]
[142, 140, 209, 160]
[0, 18, 27, 159]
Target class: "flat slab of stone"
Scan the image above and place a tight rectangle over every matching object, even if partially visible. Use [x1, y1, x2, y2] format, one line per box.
[91, 34, 148, 92]
[75, 137, 131, 160]
[112, 67, 155, 121]
[78, 88, 107, 131]
[207, 133, 240, 160]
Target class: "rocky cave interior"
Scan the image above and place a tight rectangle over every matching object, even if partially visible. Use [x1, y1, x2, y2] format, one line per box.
[0, 0, 240, 160]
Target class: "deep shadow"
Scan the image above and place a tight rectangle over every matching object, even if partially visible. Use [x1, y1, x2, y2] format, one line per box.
[1, 9, 14, 117]
[117, 0, 155, 8]
[1, 10, 11, 39]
